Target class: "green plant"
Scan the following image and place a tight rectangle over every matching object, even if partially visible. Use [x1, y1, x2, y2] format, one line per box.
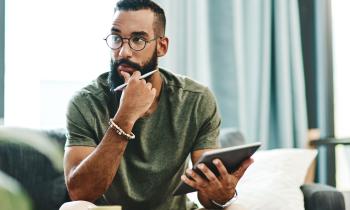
[0, 127, 64, 210]
[0, 170, 31, 210]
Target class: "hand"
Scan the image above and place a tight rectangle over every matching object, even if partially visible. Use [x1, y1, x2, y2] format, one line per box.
[115, 71, 156, 124]
[181, 158, 254, 205]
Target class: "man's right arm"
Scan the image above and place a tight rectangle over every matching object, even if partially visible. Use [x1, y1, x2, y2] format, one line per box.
[64, 118, 133, 202]
[64, 71, 156, 202]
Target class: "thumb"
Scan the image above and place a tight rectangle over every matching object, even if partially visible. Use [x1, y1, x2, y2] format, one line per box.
[120, 71, 131, 83]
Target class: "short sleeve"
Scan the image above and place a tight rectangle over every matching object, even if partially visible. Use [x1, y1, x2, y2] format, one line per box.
[65, 94, 97, 147]
[192, 88, 221, 151]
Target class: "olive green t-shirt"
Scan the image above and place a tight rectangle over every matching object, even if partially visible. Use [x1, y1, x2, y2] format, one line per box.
[65, 69, 221, 210]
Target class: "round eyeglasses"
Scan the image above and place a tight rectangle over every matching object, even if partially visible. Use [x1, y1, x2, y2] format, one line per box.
[104, 34, 160, 51]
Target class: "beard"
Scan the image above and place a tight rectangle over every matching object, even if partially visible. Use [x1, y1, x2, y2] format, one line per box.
[108, 49, 158, 91]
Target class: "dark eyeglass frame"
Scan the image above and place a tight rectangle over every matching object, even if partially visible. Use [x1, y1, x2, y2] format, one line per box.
[104, 34, 162, 51]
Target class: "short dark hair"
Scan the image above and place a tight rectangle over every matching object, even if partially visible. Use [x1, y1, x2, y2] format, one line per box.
[115, 0, 166, 36]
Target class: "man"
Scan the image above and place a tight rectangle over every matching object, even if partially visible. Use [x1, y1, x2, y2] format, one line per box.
[60, 0, 253, 210]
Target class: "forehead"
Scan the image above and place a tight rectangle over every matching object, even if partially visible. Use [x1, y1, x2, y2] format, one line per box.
[111, 9, 155, 36]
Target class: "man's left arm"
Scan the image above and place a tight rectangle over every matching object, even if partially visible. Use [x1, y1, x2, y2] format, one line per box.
[183, 87, 253, 208]
[182, 150, 253, 209]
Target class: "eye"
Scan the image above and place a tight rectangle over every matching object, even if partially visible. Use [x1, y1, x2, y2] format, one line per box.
[130, 36, 146, 45]
[112, 35, 122, 43]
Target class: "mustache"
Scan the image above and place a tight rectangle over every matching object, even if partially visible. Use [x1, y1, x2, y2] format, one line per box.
[115, 59, 142, 71]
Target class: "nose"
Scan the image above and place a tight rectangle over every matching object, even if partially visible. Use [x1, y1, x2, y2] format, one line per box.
[117, 40, 133, 59]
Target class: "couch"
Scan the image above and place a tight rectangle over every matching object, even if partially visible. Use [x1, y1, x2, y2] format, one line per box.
[0, 129, 69, 210]
[219, 128, 346, 210]
[0, 128, 346, 210]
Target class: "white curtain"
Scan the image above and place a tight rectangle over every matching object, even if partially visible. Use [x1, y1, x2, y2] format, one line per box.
[155, 0, 308, 148]
[155, 0, 211, 85]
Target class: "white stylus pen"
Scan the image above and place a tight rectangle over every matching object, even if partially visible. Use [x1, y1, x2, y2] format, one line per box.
[113, 69, 158, 92]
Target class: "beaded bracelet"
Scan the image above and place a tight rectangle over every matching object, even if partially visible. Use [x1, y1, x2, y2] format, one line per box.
[108, 119, 135, 140]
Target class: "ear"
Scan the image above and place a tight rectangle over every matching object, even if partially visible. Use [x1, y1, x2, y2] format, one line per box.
[157, 37, 169, 57]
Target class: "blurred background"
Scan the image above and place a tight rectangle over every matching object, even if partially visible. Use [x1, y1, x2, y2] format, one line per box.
[0, 0, 349, 191]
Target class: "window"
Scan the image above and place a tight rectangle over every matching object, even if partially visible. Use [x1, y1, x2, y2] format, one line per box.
[5, 0, 116, 128]
[332, 0, 350, 190]
[332, 0, 350, 138]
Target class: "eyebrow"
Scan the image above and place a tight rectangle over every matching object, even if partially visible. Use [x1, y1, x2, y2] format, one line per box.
[110, 28, 149, 38]
[130, 31, 149, 37]
[111, 28, 121, 33]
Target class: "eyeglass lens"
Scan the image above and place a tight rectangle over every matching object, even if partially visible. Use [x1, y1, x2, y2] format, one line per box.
[106, 34, 146, 51]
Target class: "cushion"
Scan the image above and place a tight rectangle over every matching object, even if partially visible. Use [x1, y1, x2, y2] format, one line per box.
[235, 149, 317, 210]
[301, 184, 345, 210]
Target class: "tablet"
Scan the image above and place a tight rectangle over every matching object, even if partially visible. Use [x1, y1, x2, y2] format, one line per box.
[172, 142, 261, 196]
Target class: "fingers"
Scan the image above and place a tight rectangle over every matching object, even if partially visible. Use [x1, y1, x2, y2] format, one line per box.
[181, 162, 241, 203]
[120, 71, 141, 85]
[183, 158, 254, 191]
[181, 169, 209, 190]
[181, 163, 225, 192]
[197, 164, 221, 186]
[213, 159, 240, 190]
[213, 158, 252, 187]
[123, 71, 152, 92]
[146, 82, 152, 89]
[213, 159, 229, 179]
[233, 158, 254, 179]
[130, 71, 141, 79]
[181, 174, 197, 189]
[180, 159, 254, 204]
[120, 71, 131, 82]
[115, 71, 156, 123]
[150, 87, 157, 96]
[127, 71, 150, 87]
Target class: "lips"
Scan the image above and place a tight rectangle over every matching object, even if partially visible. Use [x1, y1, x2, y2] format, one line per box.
[118, 64, 135, 74]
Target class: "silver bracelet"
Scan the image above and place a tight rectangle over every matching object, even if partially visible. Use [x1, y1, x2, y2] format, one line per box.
[211, 189, 238, 209]
[108, 119, 135, 140]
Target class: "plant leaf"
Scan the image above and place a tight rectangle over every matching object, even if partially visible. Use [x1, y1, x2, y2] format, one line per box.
[0, 170, 32, 210]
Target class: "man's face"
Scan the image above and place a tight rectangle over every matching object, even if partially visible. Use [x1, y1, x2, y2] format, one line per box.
[108, 9, 159, 89]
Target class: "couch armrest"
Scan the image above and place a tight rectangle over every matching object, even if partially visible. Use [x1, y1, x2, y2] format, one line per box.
[301, 183, 345, 210]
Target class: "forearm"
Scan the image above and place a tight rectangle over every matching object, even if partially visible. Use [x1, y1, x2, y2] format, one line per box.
[67, 120, 133, 201]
